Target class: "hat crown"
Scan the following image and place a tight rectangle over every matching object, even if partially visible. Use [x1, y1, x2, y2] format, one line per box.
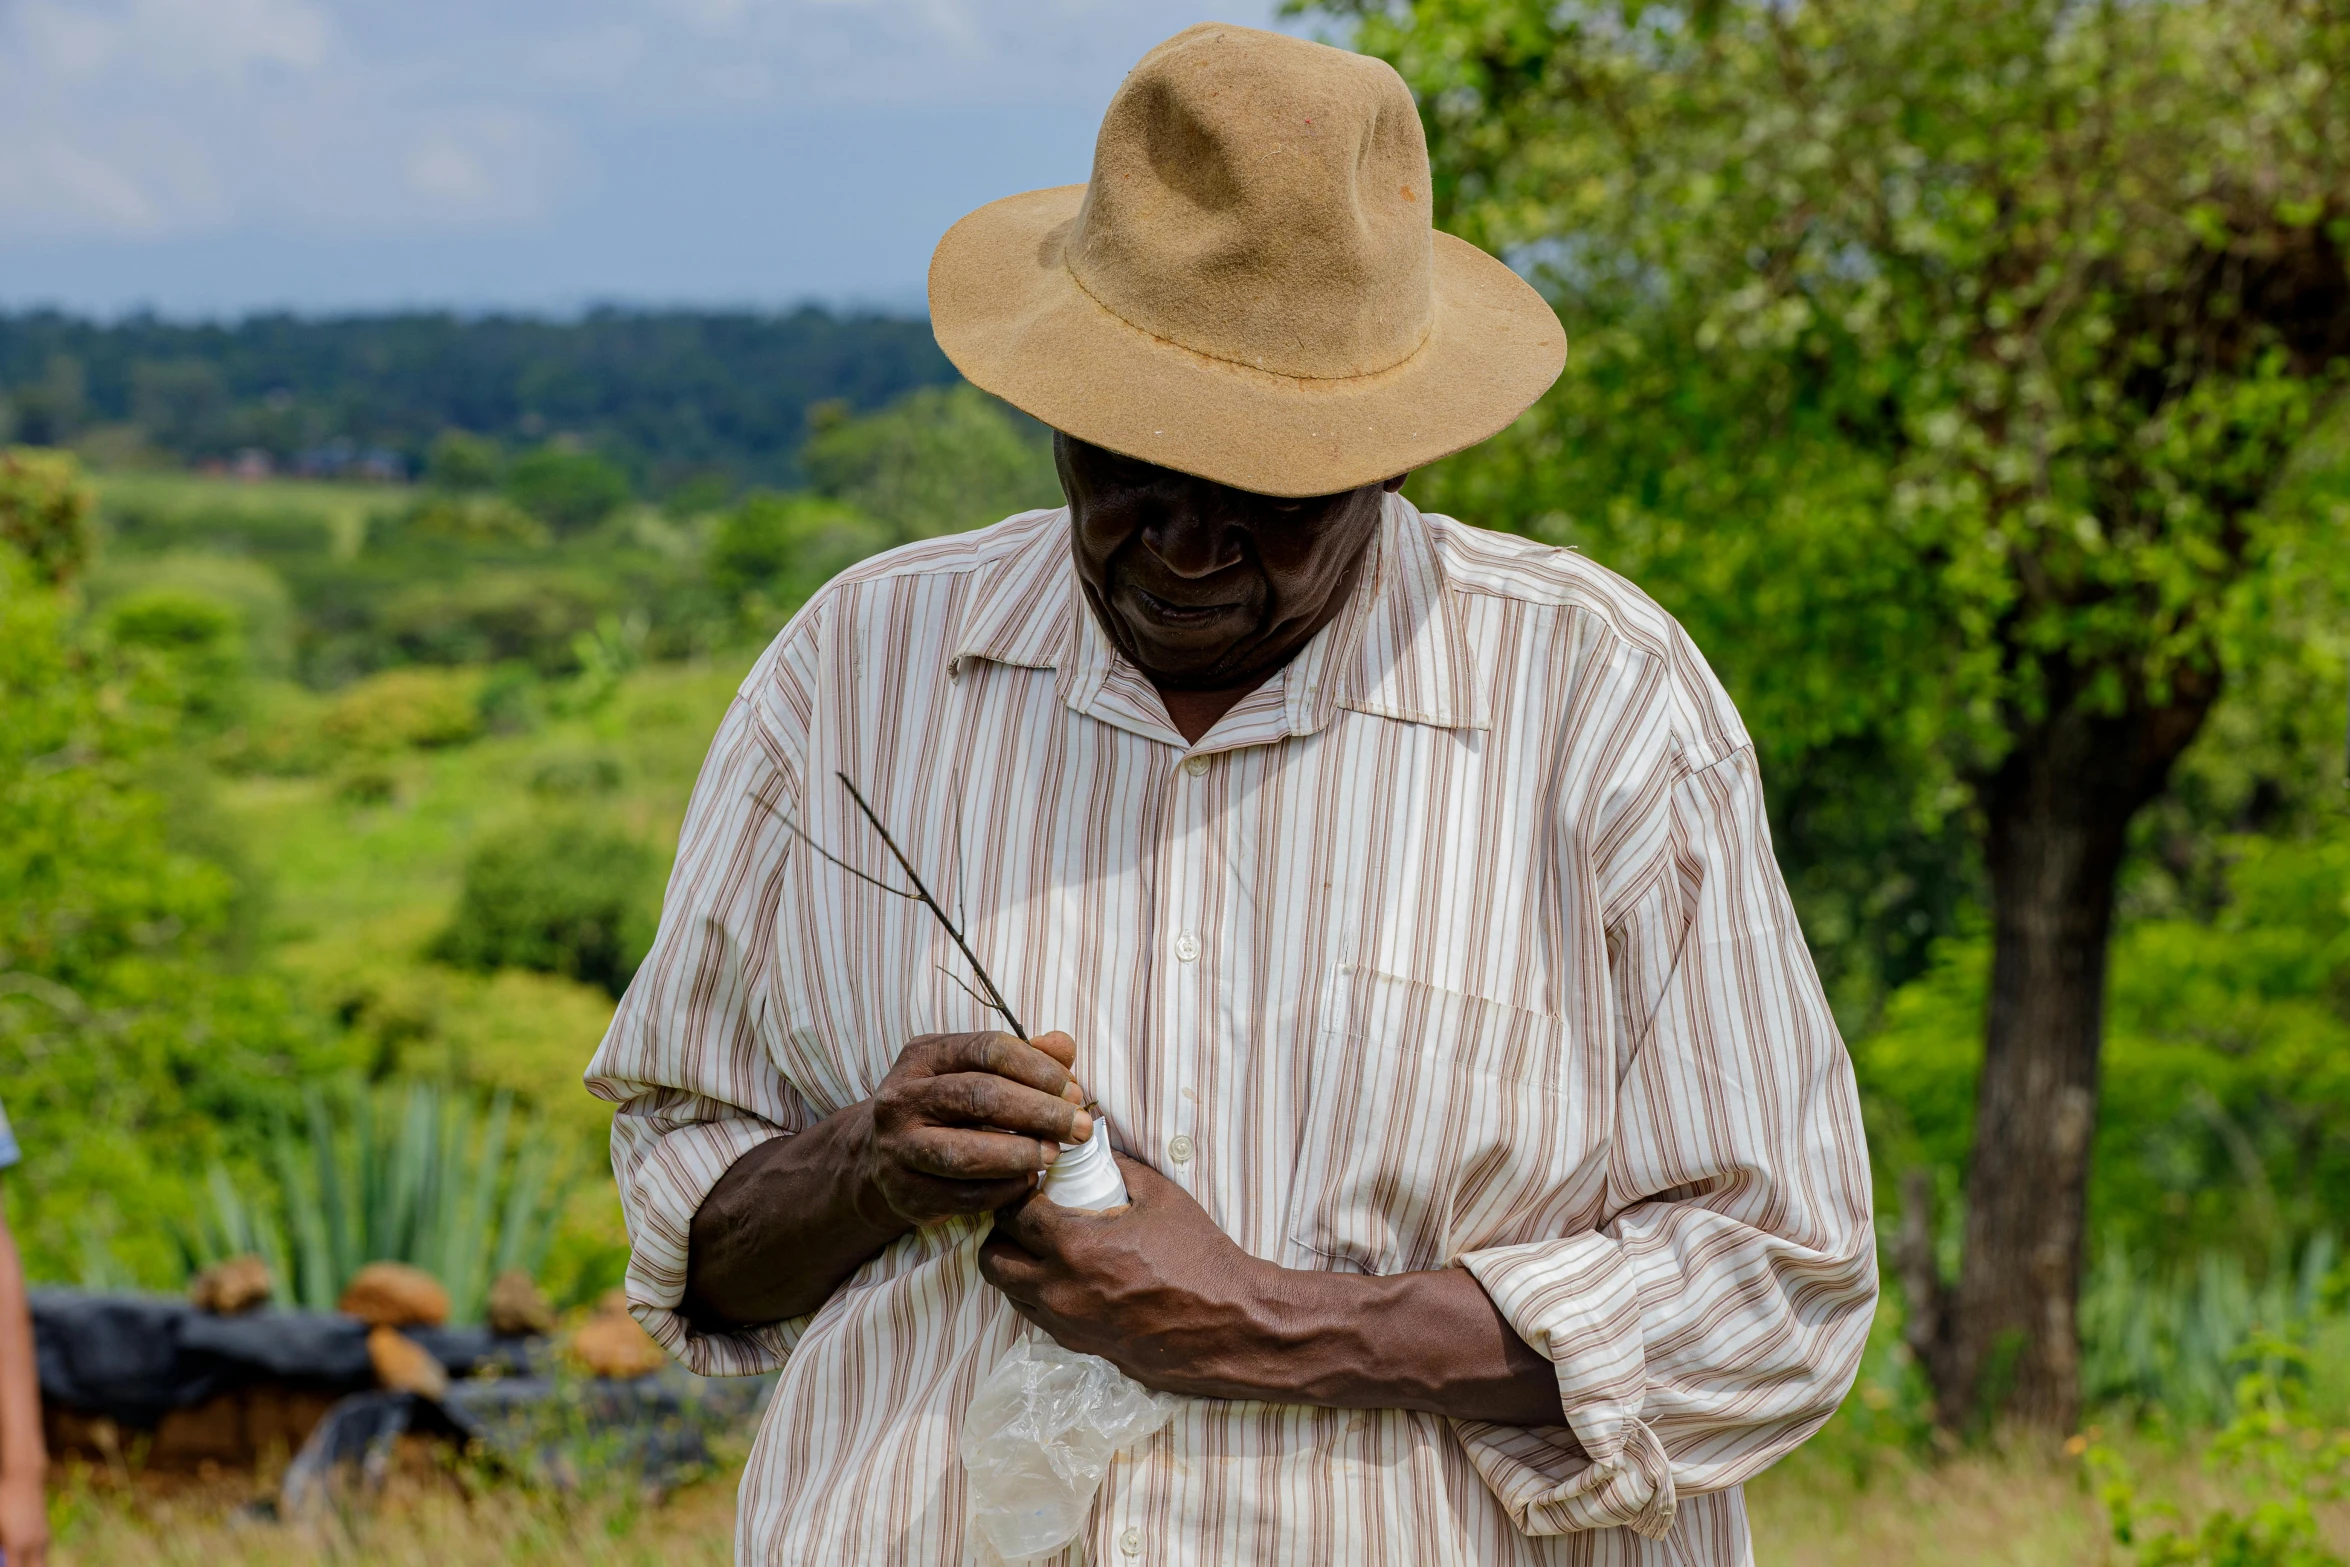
[1063, 24, 1435, 382]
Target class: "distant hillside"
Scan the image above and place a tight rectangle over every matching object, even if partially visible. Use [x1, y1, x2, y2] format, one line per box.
[0, 307, 956, 492]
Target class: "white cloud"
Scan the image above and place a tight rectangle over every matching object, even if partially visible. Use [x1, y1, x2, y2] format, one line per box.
[13, 0, 331, 82]
[0, 0, 1288, 246]
[400, 113, 575, 221]
[0, 137, 168, 234]
[530, 23, 648, 90]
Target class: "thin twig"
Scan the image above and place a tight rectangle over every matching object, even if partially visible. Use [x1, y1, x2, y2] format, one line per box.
[933, 962, 998, 1019]
[838, 772, 1030, 1043]
[777, 793, 1028, 1039]
[781, 816, 920, 903]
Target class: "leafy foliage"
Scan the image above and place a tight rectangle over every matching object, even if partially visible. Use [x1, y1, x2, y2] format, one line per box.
[708, 492, 891, 627]
[2087, 1336, 2350, 1565]
[432, 814, 660, 997]
[0, 446, 93, 585]
[0, 307, 956, 491]
[196, 1082, 569, 1323]
[1315, 0, 2350, 1012]
[1861, 822, 2350, 1274]
[0, 504, 357, 1285]
[1314, 0, 2350, 1424]
[802, 384, 1061, 542]
[502, 445, 634, 536]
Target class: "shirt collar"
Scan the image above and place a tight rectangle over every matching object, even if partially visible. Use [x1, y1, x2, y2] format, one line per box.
[948, 492, 1488, 750]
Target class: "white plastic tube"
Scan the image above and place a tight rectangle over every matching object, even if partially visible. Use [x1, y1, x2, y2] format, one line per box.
[1039, 1118, 1127, 1211]
[963, 1117, 1168, 1564]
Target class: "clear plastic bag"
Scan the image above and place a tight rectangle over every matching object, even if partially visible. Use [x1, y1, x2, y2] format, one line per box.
[959, 1336, 1175, 1564]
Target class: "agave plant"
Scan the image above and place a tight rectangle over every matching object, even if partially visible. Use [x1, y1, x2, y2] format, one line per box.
[2079, 1233, 2344, 1428]
[189, 1081, 568, 1324]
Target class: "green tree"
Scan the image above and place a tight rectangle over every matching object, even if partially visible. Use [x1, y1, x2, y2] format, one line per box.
[427, 429, 503, 492]
[502, 443, 633, 535]
[1315, 0, 2350, 1429]
[431, 813, 659, 997]
[0, 485, 350, 1284]
[708, 491, 890, 619]
[802, 383, 1060, 541]
[0, 446, 93, 584]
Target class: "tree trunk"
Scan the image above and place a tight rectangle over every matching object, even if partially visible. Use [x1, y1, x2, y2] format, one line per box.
[1913, 668, 2216, 1434]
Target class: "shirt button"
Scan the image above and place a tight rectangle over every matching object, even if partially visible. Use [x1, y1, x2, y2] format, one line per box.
[1120, 1526, 1144, 1555]
[1182, 754, 1210, 777]
[1173, 932, 1200, 962]
[1168, 1134, 1195, 1164]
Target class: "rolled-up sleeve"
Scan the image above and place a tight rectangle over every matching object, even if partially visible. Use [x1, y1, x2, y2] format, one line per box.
[585, 640, 816, 1377]
[1456, 745, 1878, 1539]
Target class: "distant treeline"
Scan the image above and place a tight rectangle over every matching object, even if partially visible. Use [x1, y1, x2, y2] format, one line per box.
[0, 307, 957, 492]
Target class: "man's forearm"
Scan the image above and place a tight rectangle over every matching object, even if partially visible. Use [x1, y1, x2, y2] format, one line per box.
[980, 1159, 1574, 1431]
[1176, 1262, 1570, 1428]
[1262, 1265, 1569, 1427]
[684, 1104, 909, 1327]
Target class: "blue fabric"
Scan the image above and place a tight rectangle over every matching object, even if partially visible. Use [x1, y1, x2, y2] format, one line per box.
[0, 1094, 17, 1171]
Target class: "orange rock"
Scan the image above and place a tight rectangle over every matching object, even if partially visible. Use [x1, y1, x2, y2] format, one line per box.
[338, 1261, 450, 1328]
[367, 1324, 449, 1399]
[188, 1255, 274, 1315]
[486, 1269, 556, 1338]
[569, 1299, 668, 1380]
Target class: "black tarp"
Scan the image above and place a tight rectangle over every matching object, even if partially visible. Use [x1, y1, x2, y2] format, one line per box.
[30, 1288, 528, 1426]
[34, 1289, 775, 1504]
[278, 1371, 776, 1508]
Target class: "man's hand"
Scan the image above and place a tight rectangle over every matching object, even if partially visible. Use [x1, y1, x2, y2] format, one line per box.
[979, 1155, 1293, 1400]
[854, 1029, 1091, 1228]
[684, 1029, 1090, 1328]
[979, 1153, 1573, 1426]
[0, 1467, 45, 1567]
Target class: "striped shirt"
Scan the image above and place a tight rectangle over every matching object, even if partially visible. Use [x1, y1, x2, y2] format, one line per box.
[586, 494, 1876, 1566]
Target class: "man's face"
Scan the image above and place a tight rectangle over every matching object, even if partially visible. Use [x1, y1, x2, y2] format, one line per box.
[1058, 433, 1398, 692]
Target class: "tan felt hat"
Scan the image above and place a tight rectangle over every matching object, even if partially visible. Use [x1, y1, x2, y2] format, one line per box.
[928, 22, 1567, 498]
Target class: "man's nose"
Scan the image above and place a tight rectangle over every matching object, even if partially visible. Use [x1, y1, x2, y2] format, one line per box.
[1139, 502, 1245, 579]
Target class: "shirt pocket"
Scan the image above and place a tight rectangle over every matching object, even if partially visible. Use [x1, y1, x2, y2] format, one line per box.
[1282, 964, 1607, 1277]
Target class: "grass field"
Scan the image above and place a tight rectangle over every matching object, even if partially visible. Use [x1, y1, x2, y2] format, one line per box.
[219, 654, 756, 1134]
[41, 1433, 2349, 1566]
[93, 471, 404, 558]
[207, 647, 764, 1300]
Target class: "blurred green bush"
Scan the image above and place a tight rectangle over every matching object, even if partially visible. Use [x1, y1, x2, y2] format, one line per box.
[1861, 824, 2350, 1278]
[801, 383, 1058, 541]
[0, 512, 357, 1287]
[709, 492, 889, 622]
[502, 444, 632, 536]
[322, 666, 488, 752]
[0, 446, 94, 583]
[432, 814, 659, 997]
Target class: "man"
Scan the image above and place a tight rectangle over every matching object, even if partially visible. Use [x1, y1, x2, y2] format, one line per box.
[589, 23, 1875, 1564]
[0, 1097, 46, 1567]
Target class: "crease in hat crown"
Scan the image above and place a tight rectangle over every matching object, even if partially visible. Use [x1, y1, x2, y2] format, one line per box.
[1060, 25, 1437, 383]
[926, 21, 1566, 497]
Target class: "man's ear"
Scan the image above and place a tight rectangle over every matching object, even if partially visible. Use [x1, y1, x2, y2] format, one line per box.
[1381, 472, 1412, 494]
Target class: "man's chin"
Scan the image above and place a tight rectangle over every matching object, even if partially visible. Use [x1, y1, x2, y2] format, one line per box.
[1112, 615, 1261, 688]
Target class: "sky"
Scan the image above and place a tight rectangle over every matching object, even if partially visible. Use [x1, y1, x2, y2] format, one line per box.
[0, 0, 1306, 319]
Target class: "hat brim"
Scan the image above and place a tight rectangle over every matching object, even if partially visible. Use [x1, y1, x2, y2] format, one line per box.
[928, 185, 1567, 498]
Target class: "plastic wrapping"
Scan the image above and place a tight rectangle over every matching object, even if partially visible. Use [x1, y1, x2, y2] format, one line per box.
[959, 1336, 1175, 1563]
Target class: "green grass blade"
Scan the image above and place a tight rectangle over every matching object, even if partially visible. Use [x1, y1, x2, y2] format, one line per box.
[306, 1086, 351, 1293]
[449, 1093, 512, 1323]
[274, 1120, 336, 1311]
